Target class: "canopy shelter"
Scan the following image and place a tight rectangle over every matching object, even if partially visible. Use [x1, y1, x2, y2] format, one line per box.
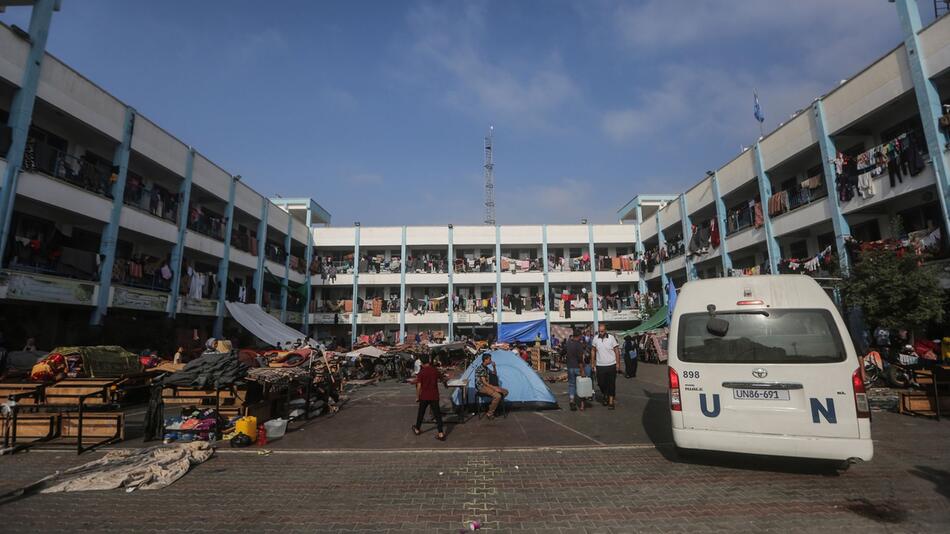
[224, 302, 306, 348]
[451, 349, 557, 409]
[497, 319, 548, 343]
[618, 305, 669, 336]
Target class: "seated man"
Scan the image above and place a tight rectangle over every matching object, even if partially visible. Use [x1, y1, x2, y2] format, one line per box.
[475, 353, 508, 419]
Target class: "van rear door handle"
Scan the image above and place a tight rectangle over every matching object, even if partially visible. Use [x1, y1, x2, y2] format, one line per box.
[721, 382, 803, 390]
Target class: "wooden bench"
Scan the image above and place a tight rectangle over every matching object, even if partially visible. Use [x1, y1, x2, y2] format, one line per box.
[0, 382, 45, 405]
[45, 379, 119, 406]
[61, 411, 124, 444]
[1, 412, 59, 447]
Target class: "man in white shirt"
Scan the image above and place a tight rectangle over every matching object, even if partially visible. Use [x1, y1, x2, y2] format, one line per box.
[590, 323, 621, 410]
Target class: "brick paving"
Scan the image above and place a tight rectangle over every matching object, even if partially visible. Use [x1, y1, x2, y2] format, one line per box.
[1, 363, 949, 532]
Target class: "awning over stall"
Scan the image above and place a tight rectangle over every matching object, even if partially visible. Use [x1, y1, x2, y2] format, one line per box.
[619, 305, 668, 336]
[224, 302, 306, 348]
[497, 319, 548, 343]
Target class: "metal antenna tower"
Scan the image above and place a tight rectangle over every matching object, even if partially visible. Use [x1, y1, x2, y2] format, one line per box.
[484, 125, 495, 225]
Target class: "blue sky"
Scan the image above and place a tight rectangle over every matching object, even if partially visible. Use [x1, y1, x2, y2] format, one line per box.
[1, 1, 931, 225]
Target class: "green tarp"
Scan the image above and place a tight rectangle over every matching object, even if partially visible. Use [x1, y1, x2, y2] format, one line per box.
[50, 346, 142, 378]
[619, 305, 668, 336]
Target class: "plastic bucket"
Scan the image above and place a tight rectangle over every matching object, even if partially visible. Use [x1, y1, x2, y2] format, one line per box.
[264, 418, 288, 440]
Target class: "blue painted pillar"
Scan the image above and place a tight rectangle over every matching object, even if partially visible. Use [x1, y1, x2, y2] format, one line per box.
[753, 142, 781, 274]
[587, 223, 600, 331]
[447, 225, 454, 341]
[253, 198, 268, 305]
[634, 203, 647, 295]
[895, 0, 950, 241]
[280, 214, 292, 322]
[813, 100, 852, 275]
[167, 149, 194, 317]
[398, 225, 407, 343]
[302, 207, 313, 335]
[213, 175, 238, 338]
[0, 0, 57, 266]
[350, 224, 360, 347]
[90, 106, 135, 325]
[656, 211, 668, 304]
[679, 194, 698, 281]
[541, 224, 551, 342]
[710, 172, 733, 276]
[494, 225, 502, 325]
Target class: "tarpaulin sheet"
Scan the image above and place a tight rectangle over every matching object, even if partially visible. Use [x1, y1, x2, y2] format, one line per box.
[619, 305, 668, 336]
[497, 319, 548, 343]
[48, 346, 142, 378]
[224, 302, 305, 348]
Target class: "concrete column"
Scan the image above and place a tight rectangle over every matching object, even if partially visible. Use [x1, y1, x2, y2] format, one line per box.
[0, 0, 57, 265]
[656, 211, 668, 304]
[587, 223, 599, 331]
[710, 172, 733, 275]
[813, 100, 853, 274]
[634, 203, 647, 295]
[90, 106, 136, 325]
[447, 224, 454, 341]
[398, 225, 407, 343]
[350, 224, 360, 346]
[494, 225, 502, 326]
[679, 194, 698, 281]
[253, 198, 268, 305]
[167, 149, 195, 317]
[753, 142, 781, 274]
[302, 207, 313, 336]
[213, 175, 238, 338]
[895, 0, 950, 242]
[541, 224, 551, 342]
[280, 214, 292, 322]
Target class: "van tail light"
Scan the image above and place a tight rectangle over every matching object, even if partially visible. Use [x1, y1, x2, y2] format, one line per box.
[852, 368, 871, 419]
[669, 367, 682, 411]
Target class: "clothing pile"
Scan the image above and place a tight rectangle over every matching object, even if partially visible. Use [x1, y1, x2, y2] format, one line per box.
[163, 408, 223, 441]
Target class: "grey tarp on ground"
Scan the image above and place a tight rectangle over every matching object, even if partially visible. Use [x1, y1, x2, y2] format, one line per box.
[224, 302, 306, 348]
[1, 442, 213, 498]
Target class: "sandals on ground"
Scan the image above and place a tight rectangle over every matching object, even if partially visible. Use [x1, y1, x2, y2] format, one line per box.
[411, 425, 421, 436]
[436, 432, 446, 441]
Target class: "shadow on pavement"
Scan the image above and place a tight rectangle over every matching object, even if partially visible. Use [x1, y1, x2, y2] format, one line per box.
[908, 465, 950, 500]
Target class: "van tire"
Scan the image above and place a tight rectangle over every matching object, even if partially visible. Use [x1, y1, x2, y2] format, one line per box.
[673, 446, 696, 462]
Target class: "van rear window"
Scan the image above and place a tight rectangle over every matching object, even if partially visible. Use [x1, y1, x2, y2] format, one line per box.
[677, 309, 847, 364]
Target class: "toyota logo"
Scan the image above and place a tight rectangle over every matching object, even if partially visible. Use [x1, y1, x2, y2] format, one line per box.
[752, 368, 768, 378]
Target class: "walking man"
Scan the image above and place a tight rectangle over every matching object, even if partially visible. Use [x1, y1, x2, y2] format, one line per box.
[476, 353, 508, 419]
[623, 335, 638, 378]
[591, 323, 621, 410]
[565, 329, 591, 411]
[411, 355, 446, 441]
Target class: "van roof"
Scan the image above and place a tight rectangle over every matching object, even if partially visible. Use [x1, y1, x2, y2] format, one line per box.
[677, 275, 833, 312]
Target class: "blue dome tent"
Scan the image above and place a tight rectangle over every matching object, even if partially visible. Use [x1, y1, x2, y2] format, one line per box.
[452, 349, 558, 410]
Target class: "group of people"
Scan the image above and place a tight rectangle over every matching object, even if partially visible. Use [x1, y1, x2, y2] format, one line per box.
[561, 324, 637, 411]
[409, 323, 639, 441]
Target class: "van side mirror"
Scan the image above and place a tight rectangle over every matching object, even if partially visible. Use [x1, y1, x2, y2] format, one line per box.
[707, 317, 729, 337]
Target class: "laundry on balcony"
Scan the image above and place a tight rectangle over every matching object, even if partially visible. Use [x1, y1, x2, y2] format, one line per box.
[834, 130, 928, 201]
[113, 255, 170, 291]
[777, 245, 834, 275]
[767, 190, 789, 216]
[187, 206, 227, 241]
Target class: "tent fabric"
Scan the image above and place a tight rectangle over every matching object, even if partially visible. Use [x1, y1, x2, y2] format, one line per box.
[224, 302, 305, 348]
[451, 350, 557, 409]
[47, 346, 142, 378]
[497, 319, 548, 343]
[619, 305, 669, 336]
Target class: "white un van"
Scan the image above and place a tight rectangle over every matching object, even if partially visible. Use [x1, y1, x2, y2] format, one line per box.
[668, 275, 873, 464]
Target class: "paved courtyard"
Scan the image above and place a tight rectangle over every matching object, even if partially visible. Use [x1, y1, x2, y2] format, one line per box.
[1, 362, 949, 533]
